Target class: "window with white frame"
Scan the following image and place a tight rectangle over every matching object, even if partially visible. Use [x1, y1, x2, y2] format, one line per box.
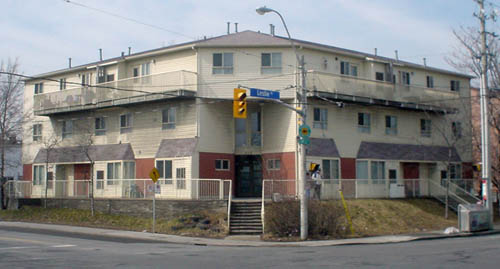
[322, 159, 339, 180]
[123, 162, 135, 179]
[212, 53, 233, 74]
[340, 61, 358, 77]
[267, 159, 281, 170]
[426, 75, 434, 88]
[371, 161, 385, 184]
[33, 124, 42, 142]
[261, 52, 282, 74]
[59, 78, 67, 90]
[95, 117, 106, 136]
[356, 160, 369, 183]
[176, 168, 186, 189]
[33, 165, 45, 186]
[401, 71, 410, 85]
[107, 162, 121, 185]
[141, 62, 151, 83]
[98, 68, 106, 83]
[34, 82, 43, 94]
[420, 119, 431, 137]
[96, 170, 104, 189]
[162, 107, 176, 130]
[62, 120, 73, 139]
[120, 113, 132, 133]
[385, 115, 397, 135]
[215, 159, 230, 171]
[452, 121, 462, 138]
[313, 108, 328, 129]
[81, 73, 91, 86]
[156, 160, 173, 184]
[450, 80, 460, 92]
[358, 113, 371, 133]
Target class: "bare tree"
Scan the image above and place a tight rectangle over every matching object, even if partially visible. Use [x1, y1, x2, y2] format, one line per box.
[40, 134, 61, 208]
[0, 58, 26, 209]
[75, 117, 97, 216]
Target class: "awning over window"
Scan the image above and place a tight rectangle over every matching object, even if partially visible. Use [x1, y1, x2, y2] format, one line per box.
[357, 142, 461, 162]
[306, 138, 340, 157]
[34, 143, 135, 163]
[155, 138, 198, 158]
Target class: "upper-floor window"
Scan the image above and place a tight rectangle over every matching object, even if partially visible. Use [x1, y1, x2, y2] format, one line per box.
[162, 107, 176, 130]
[400, 71, 410, 85]
[385, 115, 397, 135]
[451, 80, 460, 92]
[420, 119, 431, 137]
[120, 113, 132, 133]
[452, 121, 462, 139]
[216, 159, 230, 171]
[267, 159, 281, 170]
[95, 117, 106, 136]
[261, 52, 282, 74]
[322, 159, 339, 180]
[98, 68, 106, 83]
[34, 83, 43, 95]
[313, 107, 328, 129]
[141, 62, 151, 76]
[33, 124, 42, 142]
[358, 113, 371, 133]
[375, 72, 384, 81]
[341, 61, 358, 76]
[212, 53, 233, 74]
[426, 76, 434, 88]
[106, 74, 115, 82]
[156, 160, 173, 184]
[133, 63, 151, 83]
[59, 78, 67, 90]
[62, 120, 73, 139]
[81, 73, 91, 86]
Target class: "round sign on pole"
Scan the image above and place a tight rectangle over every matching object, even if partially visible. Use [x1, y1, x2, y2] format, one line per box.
[299, 124, 311, 138]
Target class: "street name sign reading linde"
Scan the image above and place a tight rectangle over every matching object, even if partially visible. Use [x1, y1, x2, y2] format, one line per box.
[250, 88, 280, 100]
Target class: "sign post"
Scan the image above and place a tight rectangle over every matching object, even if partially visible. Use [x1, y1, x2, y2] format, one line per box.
[149, 168, 160, 233]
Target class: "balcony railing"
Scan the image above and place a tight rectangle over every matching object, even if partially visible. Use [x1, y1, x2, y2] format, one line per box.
[307, 71, 461, 111]
[34, 70, 197, 115]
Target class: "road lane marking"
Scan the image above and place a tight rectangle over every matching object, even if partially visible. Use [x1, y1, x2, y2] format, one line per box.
[52, 245, 76, 248]
[0, 236, 46, 244]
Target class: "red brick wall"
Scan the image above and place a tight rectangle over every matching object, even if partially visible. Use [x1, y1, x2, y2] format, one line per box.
[23, 164, 32, 181]
[462, 162, 473, 179]
[262, 152, 295, 180]
[341, 158, 356, 179]
[199, 153, 235, 180]
[136, 158, 155, 179]
[74, 164, 90, 180]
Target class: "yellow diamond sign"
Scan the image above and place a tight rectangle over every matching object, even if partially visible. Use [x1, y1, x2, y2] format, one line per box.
[149, 167, 160, 183]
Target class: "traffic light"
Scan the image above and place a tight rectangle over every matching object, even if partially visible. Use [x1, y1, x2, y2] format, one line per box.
[309, 163, 320, 173]
[233, 88, 247, 118]
[473, 163, 482, 172]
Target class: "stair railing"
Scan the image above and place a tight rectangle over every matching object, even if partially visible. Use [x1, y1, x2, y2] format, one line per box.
[428, 180, 474, 211]
[226, 180, 232, 232]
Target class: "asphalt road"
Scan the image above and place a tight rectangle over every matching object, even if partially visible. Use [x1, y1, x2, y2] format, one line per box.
[0, 226, 499, 268]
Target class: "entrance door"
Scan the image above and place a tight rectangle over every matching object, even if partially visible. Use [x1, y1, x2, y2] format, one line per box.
[55, 165, 66, 197]
[403, 162, 420, 197]
[235, 155, 262, 197]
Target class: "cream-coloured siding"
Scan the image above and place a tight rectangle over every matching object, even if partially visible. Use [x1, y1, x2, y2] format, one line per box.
[197, 101, 234, 153]
[262, 102, 297, 153]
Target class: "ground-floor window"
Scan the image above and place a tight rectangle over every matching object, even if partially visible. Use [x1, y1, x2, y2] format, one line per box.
[176, 168, 186, 189]
[356, 160, 386, 184]
[156, 160, 173, 184]
[33, 165, 45, 185]
[322, 159, 339, 180]
[107, 162, 121, 185]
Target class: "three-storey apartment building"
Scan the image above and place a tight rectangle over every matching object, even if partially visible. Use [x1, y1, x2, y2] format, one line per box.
[22, 30, 473, 199]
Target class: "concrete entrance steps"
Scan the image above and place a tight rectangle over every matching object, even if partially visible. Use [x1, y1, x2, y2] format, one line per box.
[229, 201, 262, 235]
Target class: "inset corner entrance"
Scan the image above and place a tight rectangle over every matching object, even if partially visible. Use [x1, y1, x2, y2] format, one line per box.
[235, 155, 262, 198]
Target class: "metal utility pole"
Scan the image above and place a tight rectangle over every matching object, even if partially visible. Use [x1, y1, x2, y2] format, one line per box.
[477, 0, 494, 227]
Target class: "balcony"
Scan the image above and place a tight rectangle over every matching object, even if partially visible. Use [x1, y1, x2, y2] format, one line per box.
[34, 70, 197, 116]
[307, 71, 461, 113]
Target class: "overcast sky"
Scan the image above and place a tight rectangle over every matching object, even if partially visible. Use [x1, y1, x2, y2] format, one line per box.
[1, 0, 498, 76]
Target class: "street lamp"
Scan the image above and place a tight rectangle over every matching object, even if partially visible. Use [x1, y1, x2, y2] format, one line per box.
[256, 6, 309, 240]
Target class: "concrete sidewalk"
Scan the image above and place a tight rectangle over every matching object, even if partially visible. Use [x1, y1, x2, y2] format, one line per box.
[0, 221, 499, 247]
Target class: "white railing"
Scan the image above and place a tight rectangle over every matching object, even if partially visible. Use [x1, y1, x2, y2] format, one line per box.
[34, 70, 197, 114]
[6, 178, 231, 201]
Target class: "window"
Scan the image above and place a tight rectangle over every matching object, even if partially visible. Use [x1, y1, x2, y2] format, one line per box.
[33, 165, 45, 186]
[59, 78, 66, 90]
[401, 71, 410, 85]
[449, 164, 462, 179]
[98, 68, 106, 83]
[356, 160, 369, 183]
[176, 168, 186, 189]
[261, 52, 282, 74]
[96, 170, 104, 189]
[420, 119, 431, 137]
[212, 53, 233, 74]
[120, 113, 132, 133]
[322, 159, 339, 180]
[34, 83, 43, 94]
[371, 161, 385, 184]
[33, 124, 42, 142]
[452, 122, 462, 138]
[141, 63, 151, 83]
[389, 169, 397, 184]
[451, 80, 460, 92]
[375, 72, 384, 81]
[267, 159, 281, 170]
[341, 61, 358, 76]
[313, 108, 328, 129]
[106, 74, 115, 82]
[426, 76, 434, 88]
[107, 162, 121, 185]
[95, 117, 106, 136]
[215, 159, 230, 171]
[133, 67, 140, 78]
[123, 162, 135, 180]
[385, 115, 397, 135]
[358, 113, 371, 133]
[81, 73, 91, 86]
[251, 111, 262, 146]
[156, 160, 173, 184]
[62, 120, 73, 139]
[162, 107, 176, 130]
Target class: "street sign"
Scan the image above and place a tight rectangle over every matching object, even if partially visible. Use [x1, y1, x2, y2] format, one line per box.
[149, 168, 160, 183]
[299, 137, 310, 145]
[250, 88, 280, 100]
